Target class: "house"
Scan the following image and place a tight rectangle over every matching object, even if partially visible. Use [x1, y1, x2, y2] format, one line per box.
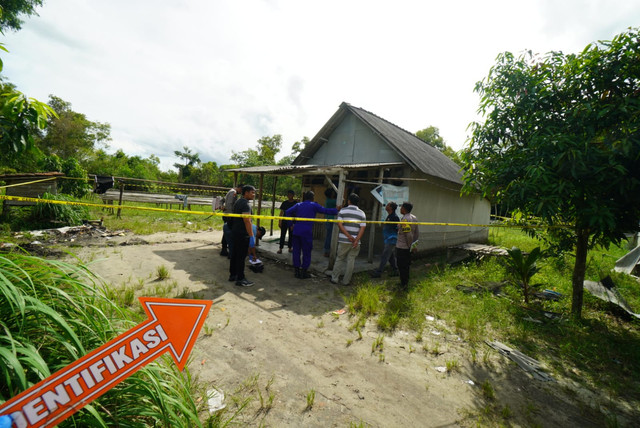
[227, 102, 490, 267]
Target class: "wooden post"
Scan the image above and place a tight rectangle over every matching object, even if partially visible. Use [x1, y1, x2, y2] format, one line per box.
[328, 170, 347, 270]
[257, 173, 264, 230]
[367, 167, 385, 263]
[270, 175, 278, 236]
[117, 181, 125, 219]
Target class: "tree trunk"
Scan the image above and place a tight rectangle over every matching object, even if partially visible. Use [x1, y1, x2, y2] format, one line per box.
[571, 228, 589, 319]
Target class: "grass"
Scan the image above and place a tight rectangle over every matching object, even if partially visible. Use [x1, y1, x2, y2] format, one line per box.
[156, 264, 170, 280]
[344, 227, 640, 415]
[305, 388, 316, 411]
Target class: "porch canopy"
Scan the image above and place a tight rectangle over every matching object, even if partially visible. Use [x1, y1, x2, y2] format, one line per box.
[224, 162, 404, 268]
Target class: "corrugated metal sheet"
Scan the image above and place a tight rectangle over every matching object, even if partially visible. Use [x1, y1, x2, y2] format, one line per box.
[293, 102, 463, 185]
[225, 162, 403, 175]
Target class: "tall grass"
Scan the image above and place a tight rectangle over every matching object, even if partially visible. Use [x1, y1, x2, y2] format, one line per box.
[0, 252, 207, 427]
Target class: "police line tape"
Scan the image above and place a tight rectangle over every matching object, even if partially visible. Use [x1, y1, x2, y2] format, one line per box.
[0, 194, 563, 229]
[0, 177, 58, 189]
[0, 177, 264, 199]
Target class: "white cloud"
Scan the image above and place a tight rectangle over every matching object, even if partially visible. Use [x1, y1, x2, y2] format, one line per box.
[2, 0, 639, 171]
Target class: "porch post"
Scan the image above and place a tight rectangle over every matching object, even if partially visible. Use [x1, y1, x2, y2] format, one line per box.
[328, 169, 347, 270]
[257, 173, 264, 230]
[270, 175, 278, 236]
[367, 167, 385, 263]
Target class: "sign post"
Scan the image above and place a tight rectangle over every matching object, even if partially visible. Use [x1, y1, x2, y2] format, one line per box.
[0, 297, 212, 428]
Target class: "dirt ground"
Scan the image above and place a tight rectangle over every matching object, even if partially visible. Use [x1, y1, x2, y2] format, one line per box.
[58, 229, 627, 427]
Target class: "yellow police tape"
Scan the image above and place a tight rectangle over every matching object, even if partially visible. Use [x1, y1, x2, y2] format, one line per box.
[0, 177, 58, 189]
[0, 193, 565, 229]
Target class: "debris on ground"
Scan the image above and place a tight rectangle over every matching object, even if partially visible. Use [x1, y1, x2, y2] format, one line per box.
[206, 388, 226, 413]
[613, 245, 640, 276]
[532, 289, 564, 301]
[456, 281, 507, 295]
[2, 224, 133, 256]
[486, 340, 554, 382]
[584, 278, 640, 319]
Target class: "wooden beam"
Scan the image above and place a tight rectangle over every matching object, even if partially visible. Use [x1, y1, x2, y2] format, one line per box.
[368, 167, 385, 263]
[328, 170, 347, 270]
[270, 175, 278, 236]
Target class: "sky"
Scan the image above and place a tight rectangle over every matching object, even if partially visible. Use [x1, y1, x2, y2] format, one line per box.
[2, 0, 639, 172]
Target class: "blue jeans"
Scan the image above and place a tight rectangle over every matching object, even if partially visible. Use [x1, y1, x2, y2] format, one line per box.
[374, 243, 397, 274]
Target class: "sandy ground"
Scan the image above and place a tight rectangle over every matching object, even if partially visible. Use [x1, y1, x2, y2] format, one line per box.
[61, 229, 624, 427]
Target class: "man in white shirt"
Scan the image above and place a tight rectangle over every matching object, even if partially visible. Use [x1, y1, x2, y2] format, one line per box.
[330, 193, 366, 286]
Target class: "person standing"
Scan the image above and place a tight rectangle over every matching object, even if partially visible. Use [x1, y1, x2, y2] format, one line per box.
[277, 190, 297, 254]
[370, 202, 399, 278]
[229, 185, 256, 287]
[396, 202, 419, 291]
[330, 193, 366, 286]
[285, 190, 339, 279]
[220, 183, 242, 258]
[323, 188, 337, 257]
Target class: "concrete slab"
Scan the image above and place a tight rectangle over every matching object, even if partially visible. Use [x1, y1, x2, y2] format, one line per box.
[257, 234, 377, 279]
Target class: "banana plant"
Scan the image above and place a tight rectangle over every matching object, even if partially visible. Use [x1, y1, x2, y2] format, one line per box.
[505, 246, 541, 304]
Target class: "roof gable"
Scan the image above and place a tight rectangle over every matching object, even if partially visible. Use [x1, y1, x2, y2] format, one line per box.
[293, 102, 463, 185]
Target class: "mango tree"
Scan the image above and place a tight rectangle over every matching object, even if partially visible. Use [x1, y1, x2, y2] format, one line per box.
[462, 28, 640, 319]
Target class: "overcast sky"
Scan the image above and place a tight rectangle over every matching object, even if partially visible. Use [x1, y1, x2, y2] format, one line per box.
[3, 0, 639, 172]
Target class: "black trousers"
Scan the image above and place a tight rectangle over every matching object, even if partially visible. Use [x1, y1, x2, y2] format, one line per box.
[230, 233, 249, 280]
[279, 221, 292, 249]
[396, 248, 411, 288]
[221, 216, 229, 250]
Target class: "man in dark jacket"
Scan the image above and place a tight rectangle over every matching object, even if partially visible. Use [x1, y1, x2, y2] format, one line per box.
[285, 190, 339, 279]
[229, 185, 256, 287]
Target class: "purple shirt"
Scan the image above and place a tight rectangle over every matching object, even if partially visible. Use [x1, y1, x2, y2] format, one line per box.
[285, 201, 338, 237]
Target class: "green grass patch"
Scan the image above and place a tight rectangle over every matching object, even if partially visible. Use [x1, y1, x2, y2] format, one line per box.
[347, 229, 640, 401]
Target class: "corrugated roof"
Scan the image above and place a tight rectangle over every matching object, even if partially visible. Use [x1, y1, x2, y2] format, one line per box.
[225, 162, 403, 175]
[294, 102, 463, 185]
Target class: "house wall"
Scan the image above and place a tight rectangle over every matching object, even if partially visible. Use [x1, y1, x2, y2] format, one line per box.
[407, 173, 490, 251]
[308, 115, 404, 165]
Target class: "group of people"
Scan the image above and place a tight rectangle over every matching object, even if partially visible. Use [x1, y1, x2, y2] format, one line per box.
[219, 184, 419, 290]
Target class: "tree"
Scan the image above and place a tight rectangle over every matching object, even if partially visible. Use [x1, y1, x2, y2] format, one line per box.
[462, 28, 640, 319]
[231, 134, 283, 167]
[0, 0, 44, 32]
[36, 95, 111, 164]
[0, 80, 55, 157]
[278, 136, 308, 166]
[173, 146, 201, 181]
[416, 126, 462, 166]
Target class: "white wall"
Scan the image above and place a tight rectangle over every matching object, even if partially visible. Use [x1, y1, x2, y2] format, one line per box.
[407, 173, 490, 251]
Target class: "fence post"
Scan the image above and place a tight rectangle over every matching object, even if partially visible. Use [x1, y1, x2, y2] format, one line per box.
[117, 181, 125, 218]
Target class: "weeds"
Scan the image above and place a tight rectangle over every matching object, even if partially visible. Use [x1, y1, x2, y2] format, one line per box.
[156, 264, 170, 280]
[371, 335, 384, 354]
[305, 389, 316, 411]
[445, 359, 460, 373]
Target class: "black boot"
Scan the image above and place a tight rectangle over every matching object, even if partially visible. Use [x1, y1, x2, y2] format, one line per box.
[294, 268, 301, 278]
[301, 269, 311, 279]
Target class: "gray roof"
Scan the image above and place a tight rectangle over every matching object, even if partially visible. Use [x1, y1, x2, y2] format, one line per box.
[225, 162, 403, 176]
[293, 102, 463, 185]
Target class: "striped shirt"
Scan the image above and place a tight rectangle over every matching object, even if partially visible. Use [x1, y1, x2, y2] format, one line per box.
[337, 205, 366, 244]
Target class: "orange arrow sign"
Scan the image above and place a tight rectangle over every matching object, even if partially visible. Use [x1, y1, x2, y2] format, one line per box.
[0, 297, 212, 428]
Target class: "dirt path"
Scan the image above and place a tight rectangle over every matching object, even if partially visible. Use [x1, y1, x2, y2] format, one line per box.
[66, 230, 610, 427]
